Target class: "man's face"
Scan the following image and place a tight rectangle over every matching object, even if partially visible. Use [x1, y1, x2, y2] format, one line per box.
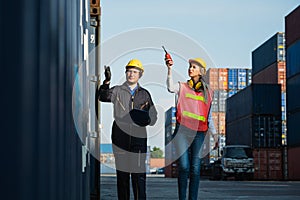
[126, 68, 141, 84]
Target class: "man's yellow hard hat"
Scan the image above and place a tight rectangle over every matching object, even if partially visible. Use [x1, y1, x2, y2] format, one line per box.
[188, 58, 206, 70]
[126, 59, 144, 72]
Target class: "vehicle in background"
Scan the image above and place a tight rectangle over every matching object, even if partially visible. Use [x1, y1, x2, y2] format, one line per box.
[211, 145, 254, 180]
[150, 167, 165, 174]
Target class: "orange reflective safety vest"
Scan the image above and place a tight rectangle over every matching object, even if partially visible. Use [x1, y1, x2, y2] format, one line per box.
[176, 82, 213, 132]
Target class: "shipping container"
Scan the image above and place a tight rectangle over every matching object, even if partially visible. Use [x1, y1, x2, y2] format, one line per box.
[211, 90, 219, 112]
[165, 106, 176, 126]
[165, 142, 178, 178]
[282, 92, 286, 121]
[247, 69, 252, 85]
[228, 69, 238, 90]
[207, 68, 228, 90]
[285, 5, 300, 47]
[287, 111, 300, 147]
[287, 74, 300, 112]
[212, 112, 226, 135]
[288, 146, 300, 180]
[219, 68, 228, 90]
[228, 68, 252, 90]
[252, 61, 286, 92]
[218, 90, 228, 112]
[207, 68, 219, 91]
[226, 115, 282, 148]
[227, 90, 237, 98]
[226, 84, 281, 123]
[252, 32, 285, 75]
[237, 69, 247, 89]
[2, 0, 101, 199]
[253, 148, 283, 180]
[286, 40, 300, 78]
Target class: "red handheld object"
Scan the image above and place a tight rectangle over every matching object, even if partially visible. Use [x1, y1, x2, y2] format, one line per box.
[162, 46, 172, 61]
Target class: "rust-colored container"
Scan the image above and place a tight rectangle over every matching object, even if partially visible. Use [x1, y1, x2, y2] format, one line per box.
[252, 61, 286, 92]
[212, 112, 226, 135]
[288, 146, 300, 180]
[207, 68, 228, 91]
[253, 148, 283, 180]
[285, 5, 300, 47]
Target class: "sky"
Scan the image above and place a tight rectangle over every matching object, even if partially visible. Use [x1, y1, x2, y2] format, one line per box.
[98, 0, 299, 150]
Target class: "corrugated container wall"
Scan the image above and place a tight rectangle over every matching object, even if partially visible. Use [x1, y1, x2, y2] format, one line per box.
[228, 68, 252, 90]
[226, 84, 282, 123]
[2, 0, 100, 199]
[288, 147, 300, 180]
[226, 84, 282, 148]
[285, 5, 300, 47]
[286, 40, 300, 78]
[226, 115, 282, 148]
[285, 5, 300, 180]
[253, 148, 283, 180]
[164, 107, 178, 178]
[212, 112, 226, 135]
[287, 109, 300, 147]
[252, 61, 286, 92]
[207, 68, 228, 91]
[286, 74, 300, 115]
[252, 32, 285, 75]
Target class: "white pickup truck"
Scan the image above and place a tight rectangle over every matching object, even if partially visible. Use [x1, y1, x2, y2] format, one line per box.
[211, 145, 255, 180]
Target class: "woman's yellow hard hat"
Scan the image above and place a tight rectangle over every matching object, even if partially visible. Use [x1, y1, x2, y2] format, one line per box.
[188, 58, 206, 70]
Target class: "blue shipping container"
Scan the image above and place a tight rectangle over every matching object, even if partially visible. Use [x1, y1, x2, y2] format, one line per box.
[228, 69, 238, 90]
[228, 68, 252, 90]
[237, 69, 247, 89]
[287, 74, 300, 112]
[287, 111, 300, 147]
[252, 32, 285, 75]
[286, 40, 300, 78]
[226, 84, 282, 123]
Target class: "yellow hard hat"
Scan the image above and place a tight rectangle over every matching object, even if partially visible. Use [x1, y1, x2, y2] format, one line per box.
[188, 58, 206, 70]
[126, 59, 144, 72]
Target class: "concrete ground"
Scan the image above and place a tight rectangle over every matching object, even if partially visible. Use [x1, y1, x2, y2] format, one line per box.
[100, 175, 300, 200]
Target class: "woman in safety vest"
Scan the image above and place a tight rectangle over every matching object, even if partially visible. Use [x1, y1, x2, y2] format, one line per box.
[165, 57, 218, 200]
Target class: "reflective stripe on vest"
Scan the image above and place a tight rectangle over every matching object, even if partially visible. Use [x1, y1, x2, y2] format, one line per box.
[185, 93, 206, 102]
[182, 111, 206, 122]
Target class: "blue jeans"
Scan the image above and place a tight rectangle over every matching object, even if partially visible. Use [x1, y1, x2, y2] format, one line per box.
[174, 125, 205, 200]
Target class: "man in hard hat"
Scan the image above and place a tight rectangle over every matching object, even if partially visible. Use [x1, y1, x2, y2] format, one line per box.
[165, 57, 218, 200]
[97, 59, 158, 200]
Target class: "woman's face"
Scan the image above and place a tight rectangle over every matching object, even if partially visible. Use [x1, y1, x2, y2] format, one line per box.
[188, 62, 201, 78]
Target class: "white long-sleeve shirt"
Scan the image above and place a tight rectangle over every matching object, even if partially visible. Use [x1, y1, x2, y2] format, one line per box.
[167, 75, 217, 136]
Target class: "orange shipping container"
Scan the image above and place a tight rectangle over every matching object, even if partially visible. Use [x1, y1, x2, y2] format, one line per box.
[207, 68, 228, 91]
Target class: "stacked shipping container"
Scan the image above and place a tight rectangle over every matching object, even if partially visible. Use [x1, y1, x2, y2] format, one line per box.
[240, 32, 286, 180]
[285, 5, 300, 180]
[207, 68, 252, 134]
[207, 68, 252, 162]
[226, 84, 283, 180]
[252, 32, 287, 146]
[164, 107, 178, 178]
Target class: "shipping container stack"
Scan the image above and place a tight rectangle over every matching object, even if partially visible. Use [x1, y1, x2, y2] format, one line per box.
[164, 107, 178, 178]
[232, 32, 286, 180]
[285, 5, 300, 180]
[252, 32, 287, 146]
[226, 84, 283, 180]
[207, 68, 252, 162]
